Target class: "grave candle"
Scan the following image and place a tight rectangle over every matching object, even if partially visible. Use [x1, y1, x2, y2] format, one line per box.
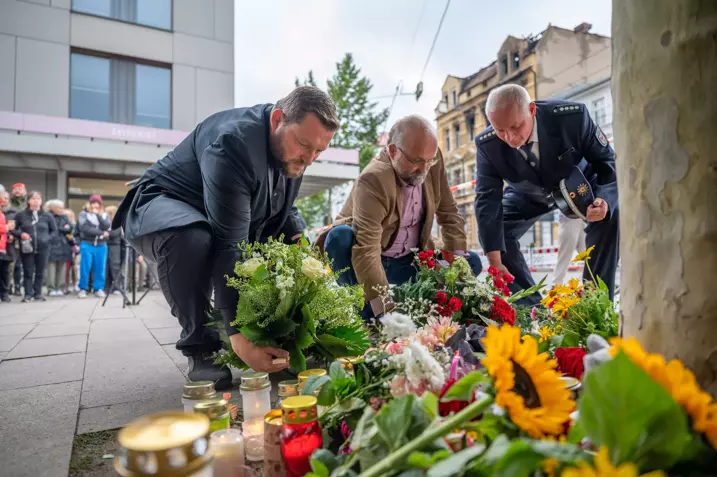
[209, 428, 245, 477]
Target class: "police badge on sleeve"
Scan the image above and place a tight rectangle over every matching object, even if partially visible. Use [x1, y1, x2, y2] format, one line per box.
[596, 126, 608, 147]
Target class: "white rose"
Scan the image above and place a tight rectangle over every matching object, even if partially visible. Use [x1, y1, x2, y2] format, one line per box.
[238, 258, 264, 277]
[301, 256, 326, 279]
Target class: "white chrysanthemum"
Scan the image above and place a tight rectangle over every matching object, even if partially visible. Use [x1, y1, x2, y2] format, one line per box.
[379, 312, 417, 341]
[403, 341, 445, 391]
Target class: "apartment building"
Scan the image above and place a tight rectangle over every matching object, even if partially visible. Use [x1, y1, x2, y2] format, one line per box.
[435, 22, 611, 250]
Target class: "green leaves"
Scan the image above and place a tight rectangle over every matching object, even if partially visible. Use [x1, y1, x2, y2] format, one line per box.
[375, 395, 415, 452]
[579, 351, 691, 469]
[442, 371, 489, 401]
[426, 445, 485, 477]
[302, 375, 331, 396]
[250, 264, 269, 284]
[420, 392, 439, 420]
[477, 436, 589, 477]
[288, 342, 307, 371]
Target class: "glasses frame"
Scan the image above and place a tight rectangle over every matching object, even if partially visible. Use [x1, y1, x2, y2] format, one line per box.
[395, 146, 438, 168]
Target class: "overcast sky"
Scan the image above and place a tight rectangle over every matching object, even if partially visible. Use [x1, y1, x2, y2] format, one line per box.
[234, 0, 612, 129]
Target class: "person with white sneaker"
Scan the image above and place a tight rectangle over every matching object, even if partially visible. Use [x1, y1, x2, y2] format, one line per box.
[77, 195, 110, 298]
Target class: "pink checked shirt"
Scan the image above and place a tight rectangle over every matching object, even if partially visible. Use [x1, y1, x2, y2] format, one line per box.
[382, 181, 424, 258]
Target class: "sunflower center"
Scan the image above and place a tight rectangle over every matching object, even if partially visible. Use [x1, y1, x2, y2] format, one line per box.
[512, 360, 541, 408]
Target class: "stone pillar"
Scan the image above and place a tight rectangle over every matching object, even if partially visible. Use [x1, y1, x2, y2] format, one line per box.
[613, 1, 717, 395]
[56, 168, 67, 203]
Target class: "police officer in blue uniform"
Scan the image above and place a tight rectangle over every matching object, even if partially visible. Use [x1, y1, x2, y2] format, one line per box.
[474, 84, 619, 305]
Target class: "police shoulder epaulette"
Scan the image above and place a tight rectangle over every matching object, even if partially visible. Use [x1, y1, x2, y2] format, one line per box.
[477, 130, 497, 144]
[552, 104, 583, 115]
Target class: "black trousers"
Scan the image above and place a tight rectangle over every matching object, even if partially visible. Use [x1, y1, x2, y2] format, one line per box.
[0, 259, 11, 298]
[500, 192, 619, 306]
[128, 225, 220, 356]
[106, 243, 123, 292]
[13, 252, 22, 290]
[20, 247, 50, 298]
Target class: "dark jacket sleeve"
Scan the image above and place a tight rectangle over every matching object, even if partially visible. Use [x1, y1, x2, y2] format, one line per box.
[78, 212, 105, 238]
[47, 213, 57, 236]
[200, 133, 256, 332]
[474, 143, 506, 253]
[580, 107, 618, 217]
[279, 206, 306, 243]
[10, 211, 26, 238]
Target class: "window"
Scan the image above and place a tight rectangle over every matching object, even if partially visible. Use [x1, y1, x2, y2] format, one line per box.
[443, 94, 448, 106]
[592, 97, 607, 127]
[454, 124, 461, 148]
[452, 168, 462, 187]
[451, 88, 457, 107]
[470, 165, 476, 182]
[500, 55, 509, 77]
[444, 129, 451, 151]
[72, 0, 172, 30]
[467, 116, 475, 141]
[512, 51, 520, 70]
[70, 52, 171, 129]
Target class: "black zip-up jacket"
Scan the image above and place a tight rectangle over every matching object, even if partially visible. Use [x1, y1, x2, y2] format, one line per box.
[11, 208, 57, 252]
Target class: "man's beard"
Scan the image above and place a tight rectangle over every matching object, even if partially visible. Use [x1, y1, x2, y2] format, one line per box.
[269, 131, 305, 178]
[392, 161, 427, 186]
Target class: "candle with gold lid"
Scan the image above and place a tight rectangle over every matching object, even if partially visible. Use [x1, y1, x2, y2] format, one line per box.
[182, 381, 217, 412]
[193, 398, 230, 433]
[240, 370, 272, 423]
[263, 410, 285, 477]
[281, 396, 323, 477]
[276, 380, 299, 407]
[114, 411, 213, 477]
[297, 368, 327, 393]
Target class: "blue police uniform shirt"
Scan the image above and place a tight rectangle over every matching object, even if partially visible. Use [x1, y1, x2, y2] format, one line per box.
[473, 100, 617, 253]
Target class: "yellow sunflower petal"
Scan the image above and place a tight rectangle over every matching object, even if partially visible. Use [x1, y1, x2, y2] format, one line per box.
[572, 245, 595, 263]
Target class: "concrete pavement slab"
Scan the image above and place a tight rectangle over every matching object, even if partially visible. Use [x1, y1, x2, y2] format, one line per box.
[0, 381, 81, 477]
[0, 312, 53, 325]
[0, 334, 23, 352]
[26, 322, 90, 339]
[77, 391, 183, 434]
[5, 334, 87, 359]
[0, 323, 35, 336]
[91, 305, 136, 320]
[0, 353, 85, 391]
[161, 344, 188, 375]
[140, 316, 178, 328]
[150, 327, 181, 345]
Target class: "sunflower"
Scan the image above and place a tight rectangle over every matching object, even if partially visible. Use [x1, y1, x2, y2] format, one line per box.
[572, 245, 595, 263]
[561, 446, 666, 477]
[482, 325, 575, 438]
[609, 337, 717, 449]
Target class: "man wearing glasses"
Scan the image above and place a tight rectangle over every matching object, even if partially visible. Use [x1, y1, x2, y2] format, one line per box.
[321, 115, 482, 318]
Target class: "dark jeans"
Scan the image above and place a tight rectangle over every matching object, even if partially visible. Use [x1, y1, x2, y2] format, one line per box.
[13, 253, 22, 292]
[324, 225, 483, 317]
[106, 243, 123, 292]
[498, 191, 619, 306]
[20, 247, 50, 298]
[128, 225, 219, 356]
[0, 259, 11, 298]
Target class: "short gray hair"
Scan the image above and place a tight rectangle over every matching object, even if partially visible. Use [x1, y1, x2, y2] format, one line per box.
[275, 86, 340, 131]
[387, 115, 436, 149]
[44, 199, 64, 212]
[485, 84, 532, 115]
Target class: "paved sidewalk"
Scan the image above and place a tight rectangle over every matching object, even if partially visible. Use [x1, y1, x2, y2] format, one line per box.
[0, 291, 221, 477]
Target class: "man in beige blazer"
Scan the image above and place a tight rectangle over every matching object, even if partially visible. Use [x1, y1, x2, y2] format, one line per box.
[321, 115, 482, 318]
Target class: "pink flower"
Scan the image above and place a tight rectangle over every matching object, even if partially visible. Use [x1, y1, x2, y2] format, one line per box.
[386, 342, 405, 355]
[530, 307, 538, 321]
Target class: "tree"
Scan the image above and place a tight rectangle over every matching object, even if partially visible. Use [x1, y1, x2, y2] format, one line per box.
[294, 53, 389, 230]
[613, 0, 717, 395]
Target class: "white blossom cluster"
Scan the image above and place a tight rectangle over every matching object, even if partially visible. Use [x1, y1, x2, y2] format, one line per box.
[379, 312, 417, 341]
[391, 341, 446, 393]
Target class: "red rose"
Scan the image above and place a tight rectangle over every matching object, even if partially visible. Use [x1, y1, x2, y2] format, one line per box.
[425, 250, 435, 258]
[427, 259, 436, 269]
[489, 295, 516, 326]
[488, 265, 499, 277]
[437, 305, 453, 317]
[493, 277, 505, 289]
[503, 273, 515, 284]
[554, 347, 587, 380]
[435, 291, 448, 305]
[448, 297, 463, 312]
[417, 251, 429, 262]
[502, 286, 511, 297]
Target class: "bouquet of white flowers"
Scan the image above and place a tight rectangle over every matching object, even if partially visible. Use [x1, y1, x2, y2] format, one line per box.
[215, 237, 370, 371]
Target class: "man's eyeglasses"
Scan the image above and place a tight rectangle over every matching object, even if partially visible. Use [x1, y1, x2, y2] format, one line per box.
[397, 146, 438, 167]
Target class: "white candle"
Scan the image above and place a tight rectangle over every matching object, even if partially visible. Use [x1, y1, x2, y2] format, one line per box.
[242, 417, 265, 462]
[242, 418, 264, 437]
[209, 429, 245, 477]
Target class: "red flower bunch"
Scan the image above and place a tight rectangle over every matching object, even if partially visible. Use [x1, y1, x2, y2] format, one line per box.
[417, 250, 436, 269]
[489, 295, 516, 325]
[554, 347, 587, 380]
[435, 293, 462, 317]
[487, 266, 513, 296]
[438, 378, 471, 416]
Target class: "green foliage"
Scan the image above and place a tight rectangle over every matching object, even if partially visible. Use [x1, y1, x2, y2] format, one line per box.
[295, 70, 318, 87]
[561, 281, 619, 347]
[296, 190, 329, 231]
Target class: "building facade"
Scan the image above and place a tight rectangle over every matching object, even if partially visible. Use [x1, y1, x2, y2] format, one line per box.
[0, 0, 358, 215]
[435, 22, 611, 250]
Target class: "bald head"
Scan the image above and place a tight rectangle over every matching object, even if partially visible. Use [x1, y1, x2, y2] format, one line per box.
[485, 84, 536, 148]
[387, 115, 438, 185]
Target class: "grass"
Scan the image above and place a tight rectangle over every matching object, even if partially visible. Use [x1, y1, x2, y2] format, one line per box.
[69, 430, 118, 477]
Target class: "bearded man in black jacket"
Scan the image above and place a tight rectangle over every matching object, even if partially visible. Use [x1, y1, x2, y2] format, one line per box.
[114, 87, 339, 389]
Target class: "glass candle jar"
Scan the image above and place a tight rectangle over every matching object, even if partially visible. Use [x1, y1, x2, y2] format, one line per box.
[240, 371, 272, 423]
[114, 411, 214, 477]
[194, 398, 230, 433]
[263, 410, 285, 477]
[281, 396, 323, 477]
[276, 380, 299, 407]
[297, 369, 327, 394]
[182, 381, 217, 412]
[209, 428, 245, 477]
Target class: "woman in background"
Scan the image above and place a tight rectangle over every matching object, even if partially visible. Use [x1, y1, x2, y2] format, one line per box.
[11, 191, 56, 302]
[45, 199, 73, 296]
[64, 209, 80, 293]
[104, 205, 124, 295]
[77, 195, 110, 298]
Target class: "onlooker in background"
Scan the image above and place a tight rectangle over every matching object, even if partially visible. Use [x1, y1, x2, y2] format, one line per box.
[553, 215, 587, 286]
[78, 195, 110, 298]
[104, 205, 124, 295]
[64, 209, 80, 293]
[11, 191, 56, 302]
[1, 190, 18, 299]
[0, 185, 16, 303]
[8, 184, 25, 295]
[45, 199, 74, 296]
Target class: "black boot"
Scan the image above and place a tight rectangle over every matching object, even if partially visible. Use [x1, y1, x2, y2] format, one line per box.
[187, 353, 232, 391]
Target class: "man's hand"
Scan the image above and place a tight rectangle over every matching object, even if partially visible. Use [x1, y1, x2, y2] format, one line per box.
[586, 198, 608, 222]
[442, 250, 455, 264]
[137, 255, 144, 264]
[103, 231, 110, 238]
[230, 333, 290, 373]
[486, 251, 514, 281]
[7, 220, 15, 231]
[20, 232, 30, 240]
